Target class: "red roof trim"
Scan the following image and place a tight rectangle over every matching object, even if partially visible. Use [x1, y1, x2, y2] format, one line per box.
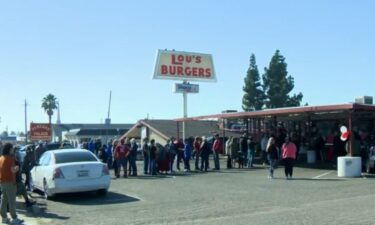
[175, 103, 375, 122]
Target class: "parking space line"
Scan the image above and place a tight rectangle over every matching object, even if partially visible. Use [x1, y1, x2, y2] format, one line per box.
[313, 171, 334, 179]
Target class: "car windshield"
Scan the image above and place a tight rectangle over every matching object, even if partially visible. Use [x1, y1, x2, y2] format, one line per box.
[55, 151, 98, 164]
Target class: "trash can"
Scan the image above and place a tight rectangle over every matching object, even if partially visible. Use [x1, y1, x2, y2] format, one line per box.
[337, 156, 361, 177]
[307, 150, 316, 164]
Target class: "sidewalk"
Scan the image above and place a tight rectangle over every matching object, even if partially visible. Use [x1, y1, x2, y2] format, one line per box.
[15, 196, 42, 225]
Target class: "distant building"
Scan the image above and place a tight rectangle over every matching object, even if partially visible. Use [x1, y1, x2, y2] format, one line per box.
[0, 136, 17, 145]
[50, 123, 133, 147]
[121, 119, 241, 146]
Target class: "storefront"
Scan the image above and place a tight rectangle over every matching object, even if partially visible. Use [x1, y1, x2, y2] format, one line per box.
[175, 103, 375, 164]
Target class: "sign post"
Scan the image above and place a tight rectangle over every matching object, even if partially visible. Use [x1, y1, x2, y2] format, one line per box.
[153, 49, 216, 140]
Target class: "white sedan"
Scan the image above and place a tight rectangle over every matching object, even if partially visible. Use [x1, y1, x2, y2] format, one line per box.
[31, 149, 111, 199]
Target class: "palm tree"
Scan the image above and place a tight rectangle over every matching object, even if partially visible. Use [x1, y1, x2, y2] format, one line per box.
[41, 94, 58, 124]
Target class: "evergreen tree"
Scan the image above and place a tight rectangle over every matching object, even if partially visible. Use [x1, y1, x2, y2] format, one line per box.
[242, 54, 264, 111]
[262, 50, 303, 108]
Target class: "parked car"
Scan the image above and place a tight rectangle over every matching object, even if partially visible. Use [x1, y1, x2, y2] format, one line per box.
[45, 142, 74, 150]
[31, 149, 110, 199]
[365, 146, 375, 173]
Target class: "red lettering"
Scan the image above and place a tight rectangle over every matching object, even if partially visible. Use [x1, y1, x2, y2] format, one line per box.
[161, 65, 168, 74]
[205, 68, 211, 77]
[171, 55, 182, 65]
[169, 66, 176, 75]
[177, 66, 184, 75]
[186, 56, 192, 63]
[192, 67, 198, 76]
[177, 55, 184, 63]
[195, 56, 201, 64]
[185, 67, 191, 76]
[198, 68, 205, 77]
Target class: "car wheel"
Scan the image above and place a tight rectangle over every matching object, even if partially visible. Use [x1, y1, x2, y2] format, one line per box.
[97, 189, 108, 196]
[43, 179, 54, 200]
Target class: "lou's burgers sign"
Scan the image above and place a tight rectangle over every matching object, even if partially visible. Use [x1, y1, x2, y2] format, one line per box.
[153, 50, 216, 82]
[30, 123, 52, 141]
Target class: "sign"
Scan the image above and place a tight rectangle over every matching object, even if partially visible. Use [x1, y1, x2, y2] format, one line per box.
[30, 123, 52, 141]
[173, 83, 199, 93]
[153, 50, 216, 82]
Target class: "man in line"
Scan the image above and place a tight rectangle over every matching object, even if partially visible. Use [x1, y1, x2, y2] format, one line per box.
[212, 134, 222, 170]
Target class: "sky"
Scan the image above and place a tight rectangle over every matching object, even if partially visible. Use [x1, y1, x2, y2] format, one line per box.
[0, 0, 374, 133]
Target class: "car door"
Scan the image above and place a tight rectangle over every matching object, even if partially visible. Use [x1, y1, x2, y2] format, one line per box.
[33, 152, 52, 189]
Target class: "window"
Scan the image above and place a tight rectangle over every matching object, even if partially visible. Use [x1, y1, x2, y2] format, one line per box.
[39, 152, 51, 166]
[54, 151, 98, 164]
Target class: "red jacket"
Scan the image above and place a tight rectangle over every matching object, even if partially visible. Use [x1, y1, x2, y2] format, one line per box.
[213, 139, 222, 153]
[114, 144, 129, 160]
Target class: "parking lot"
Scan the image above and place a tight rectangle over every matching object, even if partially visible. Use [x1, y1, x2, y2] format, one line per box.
[19, 160, 375, 225]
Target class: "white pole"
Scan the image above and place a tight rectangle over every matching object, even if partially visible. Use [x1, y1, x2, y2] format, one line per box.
[183, 91, 187, 141]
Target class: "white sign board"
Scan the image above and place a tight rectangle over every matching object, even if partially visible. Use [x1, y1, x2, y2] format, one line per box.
[173, 83, 199, 93]
[153, 50, 216, 82]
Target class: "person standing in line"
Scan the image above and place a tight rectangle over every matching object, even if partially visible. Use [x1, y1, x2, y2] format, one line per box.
[199, 136, 210, 172]
[129, 138, 138, 176]
[260, 133, 269, 165]
[175, 138, 184, 171]
[240, 133, 248, 167]
[165, 138, 176, 173]
[193, 137, 201, 170]
[114, 139, 129, 178]
[111, 139, 118, 177]
[0, 143, 24, 224]
[281, 136, 297, 180]
[21, 146, 35, 192]
[15, 153, 34, 207]
[225, 136, 233, 169]
[247, 136, 256, 168]
[142, 138, 150, 175]
[106, 140, 113, 170]
[230, 138, 239, 168]
[88, 139, 95, 153]
[183, 138, 192, 172]
[266, 137, 278, 179]
[149, 139, 157, 175]
[212, 134, 222, 170]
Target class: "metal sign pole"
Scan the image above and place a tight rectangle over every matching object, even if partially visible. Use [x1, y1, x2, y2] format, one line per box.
[182, 81, 188, 141]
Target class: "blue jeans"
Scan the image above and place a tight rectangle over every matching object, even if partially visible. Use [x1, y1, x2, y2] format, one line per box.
[129, 155, 137, 175]
[243, 151, 248, 167]
[247, 150, 254, 168]
[150, 159, 156, 175]
[169, 153, 176, 172]
[213, 152, 220, 170]
[107, 156, 113, 169]
[143, 154, 149, 174]
[268, 156, 277, 177]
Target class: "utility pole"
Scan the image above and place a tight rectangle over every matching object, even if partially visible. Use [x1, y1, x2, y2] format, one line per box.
[24, 99, 28, 143]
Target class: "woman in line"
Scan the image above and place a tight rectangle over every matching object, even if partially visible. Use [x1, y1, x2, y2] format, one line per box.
[281, 136, 297, 180]
[266, 137, 278, 179]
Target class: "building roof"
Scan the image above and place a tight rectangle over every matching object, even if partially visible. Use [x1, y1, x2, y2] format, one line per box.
[65, 128, 129, 137]
[175, 103, 375, 121]
[122, 119, 241, 141]
[52, 123, 133, 131]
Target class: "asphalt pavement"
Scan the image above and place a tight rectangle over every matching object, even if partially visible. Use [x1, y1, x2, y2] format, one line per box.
[15, 158, 375, 225]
